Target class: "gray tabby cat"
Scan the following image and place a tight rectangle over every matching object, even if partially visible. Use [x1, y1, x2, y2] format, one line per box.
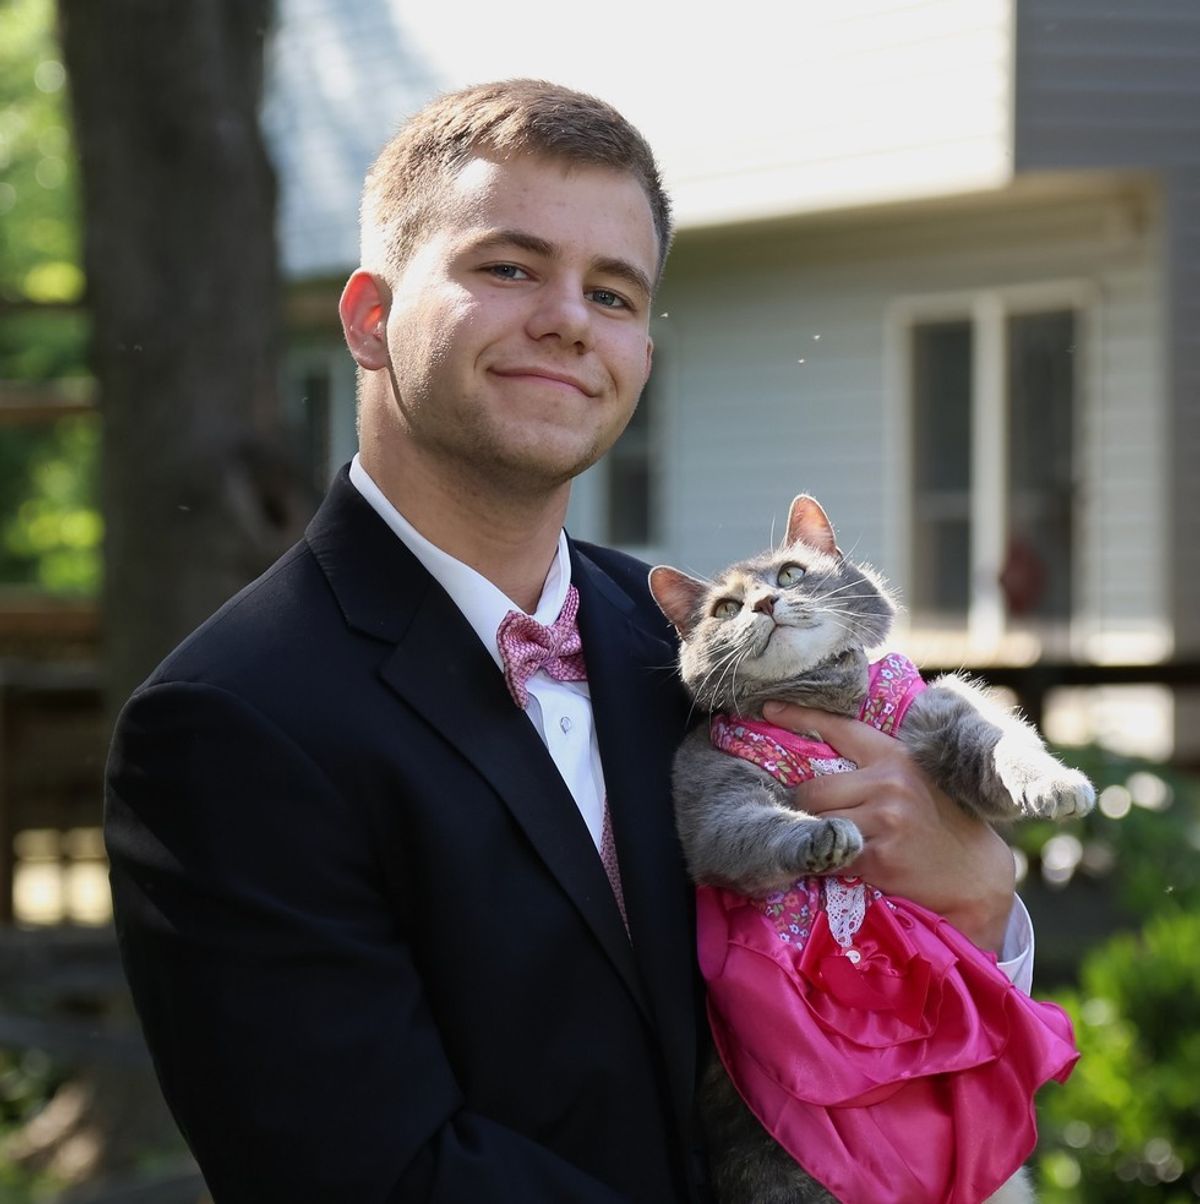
[649, 494, 1094, 1204]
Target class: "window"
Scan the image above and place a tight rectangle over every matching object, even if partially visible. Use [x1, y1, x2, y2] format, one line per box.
[607, 389, 654, 547]
[1006, 310, 1075, 622]
[604, 364, 661, 551]
[282, 344, 358, 486]
[12, 827, 110, 926]
[901, 289, 1085, 645]
[297, 366, 332, 489]
[910, 320, 973, 616]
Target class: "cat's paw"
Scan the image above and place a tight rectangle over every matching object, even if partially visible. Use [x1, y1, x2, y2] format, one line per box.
[793, 816, 863, 873]
[1014, 766, 1095, 820]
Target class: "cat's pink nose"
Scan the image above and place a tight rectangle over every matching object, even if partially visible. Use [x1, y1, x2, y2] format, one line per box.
[753, 594, 777, 616]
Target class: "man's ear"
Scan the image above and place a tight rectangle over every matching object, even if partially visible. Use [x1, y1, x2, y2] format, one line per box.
[339, 269, 391, 370]
[643, 337, 654, 386]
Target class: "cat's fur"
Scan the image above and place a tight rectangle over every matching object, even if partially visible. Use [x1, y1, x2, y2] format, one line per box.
[649, 495, 1094, 1204]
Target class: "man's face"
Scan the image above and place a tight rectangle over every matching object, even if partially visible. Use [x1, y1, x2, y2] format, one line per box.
[375, 154, 658, 495]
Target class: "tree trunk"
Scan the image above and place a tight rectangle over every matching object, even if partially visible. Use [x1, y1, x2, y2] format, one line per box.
[35, 1, 307, 1186]
[58, 0, 308, 709]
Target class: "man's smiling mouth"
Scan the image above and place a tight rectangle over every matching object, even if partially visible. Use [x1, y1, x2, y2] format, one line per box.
[491, 366, 596, 396]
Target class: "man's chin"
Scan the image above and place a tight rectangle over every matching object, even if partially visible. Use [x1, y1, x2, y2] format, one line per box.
[494, 435, 608, 490]
[470, 447, 600, 497]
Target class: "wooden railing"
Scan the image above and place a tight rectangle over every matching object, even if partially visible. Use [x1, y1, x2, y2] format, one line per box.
[921, 658, 1200, 737]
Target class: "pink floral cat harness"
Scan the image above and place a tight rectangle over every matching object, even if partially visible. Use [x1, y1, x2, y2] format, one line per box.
[699, 653, 1079, 1204]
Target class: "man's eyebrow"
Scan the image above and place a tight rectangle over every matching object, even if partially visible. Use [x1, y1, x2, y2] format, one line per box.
[469, 229, 556, 259]
[467, 229, 653, 301]
[591, 256, 653, 302]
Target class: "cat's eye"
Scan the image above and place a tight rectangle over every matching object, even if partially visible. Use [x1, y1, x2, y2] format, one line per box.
[777, 563, 806, 586]
[712, 599, 740, 619]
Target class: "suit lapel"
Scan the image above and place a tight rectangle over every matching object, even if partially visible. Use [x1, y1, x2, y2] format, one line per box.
[572, 545, 699, 1148]
[305, 475, 649, 1019]
[377, 592, 650, 1017]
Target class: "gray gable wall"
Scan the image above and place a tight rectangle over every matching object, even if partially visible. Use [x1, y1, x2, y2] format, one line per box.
[263, 0, 443, 279]
[1015, 0, 1200, 757]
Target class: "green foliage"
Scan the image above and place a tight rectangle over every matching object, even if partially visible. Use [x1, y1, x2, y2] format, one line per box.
[0, 1166, 57, 1204]
[1021, 749, 1200, 1200]
[0, 1048, 64, 1201]
[0, 0, 83, 307]
[1014, 746, 1200, 921]
[0, 0, 98, 598]
[0, 1048, 59, 1135]
[1, 415, 102, 594]
[1036, 910, 1200, 1202]
[0, 309, 88, 384]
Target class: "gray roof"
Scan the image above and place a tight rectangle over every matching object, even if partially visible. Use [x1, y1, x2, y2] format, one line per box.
[262, 0, 443, 279]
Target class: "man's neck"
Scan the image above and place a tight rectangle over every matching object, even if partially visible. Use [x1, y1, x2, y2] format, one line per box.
[359, 438, 568, 614]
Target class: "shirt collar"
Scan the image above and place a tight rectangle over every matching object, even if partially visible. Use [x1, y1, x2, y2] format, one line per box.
[348, 454, 571, 669]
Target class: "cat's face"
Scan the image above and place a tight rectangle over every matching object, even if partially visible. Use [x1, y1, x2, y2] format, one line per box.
[650, 495, 895, 712]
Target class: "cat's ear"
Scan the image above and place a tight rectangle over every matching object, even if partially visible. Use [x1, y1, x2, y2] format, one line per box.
[649, 566, 709, 636]
[785, 494, 842, 558]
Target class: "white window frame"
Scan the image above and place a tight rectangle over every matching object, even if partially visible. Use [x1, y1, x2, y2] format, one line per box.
[883, 280, 1098, 654]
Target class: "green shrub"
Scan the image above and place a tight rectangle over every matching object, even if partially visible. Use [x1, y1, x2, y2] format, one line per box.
[0, 1047, 63, 1202]
[1036, 909, 1200, 1202]
[1013, 746, 1200, 928]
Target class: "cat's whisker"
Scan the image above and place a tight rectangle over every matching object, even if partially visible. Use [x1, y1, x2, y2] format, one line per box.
[726, 647, 754, 715]
[711, 647, 748, 711]
[817, 609, 866, 630]
[695, 642, 746, 710]
[720, 643, 756, 709]
[814, 585, 880, 603]
[840, 534, 865, 561]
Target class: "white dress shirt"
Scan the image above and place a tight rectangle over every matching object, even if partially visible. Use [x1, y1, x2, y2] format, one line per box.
[349, 456, 608, 852]
[347, 454, 1034, 991]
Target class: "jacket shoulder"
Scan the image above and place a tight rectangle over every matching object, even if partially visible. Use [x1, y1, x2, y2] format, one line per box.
[144, 540, 334, 693]
[571, 540, 674, 644]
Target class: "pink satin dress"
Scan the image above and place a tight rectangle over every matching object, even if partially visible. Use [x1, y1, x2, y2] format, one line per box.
[699, 653, 1079, 1204]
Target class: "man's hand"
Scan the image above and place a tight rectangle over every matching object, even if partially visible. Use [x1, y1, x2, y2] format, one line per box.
[762, 702, 1017, 953]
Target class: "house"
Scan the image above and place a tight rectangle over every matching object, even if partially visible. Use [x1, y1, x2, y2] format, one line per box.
[262, 0, 1200, 760]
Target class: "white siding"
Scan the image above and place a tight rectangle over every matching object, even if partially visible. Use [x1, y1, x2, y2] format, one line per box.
[578, 185, 1165, 653]
[653, 0, 1018, 228]
[264, 0, 1017, 278]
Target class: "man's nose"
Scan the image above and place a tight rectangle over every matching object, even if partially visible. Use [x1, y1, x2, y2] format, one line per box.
[526, 284, 592, 349]
[752, 594, 777, 616]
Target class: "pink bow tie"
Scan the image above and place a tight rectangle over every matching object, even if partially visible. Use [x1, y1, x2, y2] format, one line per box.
[497, 585, 588, 708]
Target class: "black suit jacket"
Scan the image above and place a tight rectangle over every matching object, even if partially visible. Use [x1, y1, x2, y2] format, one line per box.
[105, 469, 707, 1202]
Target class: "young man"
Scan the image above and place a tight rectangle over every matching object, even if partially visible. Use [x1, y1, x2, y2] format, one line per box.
[106, 80, 1026, 1202]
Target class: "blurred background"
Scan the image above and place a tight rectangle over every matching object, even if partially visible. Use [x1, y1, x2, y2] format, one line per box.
[1, 0, 1197, 1199]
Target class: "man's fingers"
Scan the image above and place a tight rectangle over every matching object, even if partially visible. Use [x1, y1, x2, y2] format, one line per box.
[762, 702, 894, 764]
[789, 771, 871, 816]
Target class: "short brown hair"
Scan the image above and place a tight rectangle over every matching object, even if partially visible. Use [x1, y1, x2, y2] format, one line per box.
[360, 79, 673, 283]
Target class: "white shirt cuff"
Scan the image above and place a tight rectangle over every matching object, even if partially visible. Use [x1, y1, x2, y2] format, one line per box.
[996, 895, 1035, 994]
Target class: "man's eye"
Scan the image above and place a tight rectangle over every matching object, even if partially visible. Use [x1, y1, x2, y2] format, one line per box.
[588, 288, 628, 310]
[488, 264, 530, 281]
[712, 599, 740, 619]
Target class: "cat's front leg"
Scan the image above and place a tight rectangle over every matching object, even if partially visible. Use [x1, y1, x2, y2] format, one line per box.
[672, 725, 862, 893]
[899, 675, 1095, 822]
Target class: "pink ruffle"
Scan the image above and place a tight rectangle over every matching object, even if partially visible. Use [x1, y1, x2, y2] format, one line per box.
[699, 884, 1079, 1203]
